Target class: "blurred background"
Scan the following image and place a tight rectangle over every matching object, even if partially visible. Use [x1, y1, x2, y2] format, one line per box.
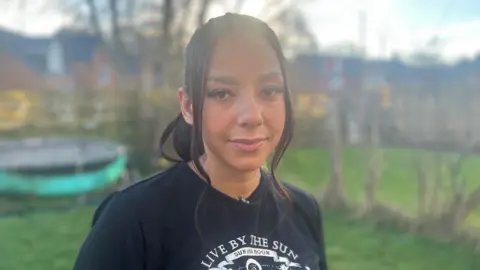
[1, 0, 480, 269]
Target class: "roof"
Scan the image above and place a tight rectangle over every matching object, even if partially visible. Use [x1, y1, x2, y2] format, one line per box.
[0, 28, 105, 75]
[289, 53, 480, 95]
[0, 28, 140, 76]
[55, 30, 100, 66]
[292, 53, 479, 84]
[0, 28, 51, 73]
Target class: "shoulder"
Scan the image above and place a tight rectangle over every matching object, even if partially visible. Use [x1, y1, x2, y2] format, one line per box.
[281, 182, 328, 267]
[282, 182, 321, 219]
[280, 182, 324, 238]
[92, 163, 187, 226]
[75, 165, 189, 269]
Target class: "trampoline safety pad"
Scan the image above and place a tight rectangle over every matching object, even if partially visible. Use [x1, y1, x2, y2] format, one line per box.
[0, 137, 128, 196]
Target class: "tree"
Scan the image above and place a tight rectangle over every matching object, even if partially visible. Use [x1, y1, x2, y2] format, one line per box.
[363, 91, 384, 212]
[45, 0, 318, 83]
[407, 51, 444, 67]
[412, 149, 480, 238]
[262, 0, 319, 58]
[322, 96, 348, 210]
[42, 0, 319, 172]
[321, 58, 348, 210]
[323, 42, 366, 58]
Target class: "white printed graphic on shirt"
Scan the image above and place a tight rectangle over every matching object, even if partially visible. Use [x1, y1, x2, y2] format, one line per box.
[200, 234, 313, 270]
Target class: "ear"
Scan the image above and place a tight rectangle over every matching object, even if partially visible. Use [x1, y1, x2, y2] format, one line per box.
[178, 87, 193, 125]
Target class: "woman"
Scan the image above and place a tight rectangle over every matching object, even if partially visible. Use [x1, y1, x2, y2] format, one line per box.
[74, 13, 328, 270]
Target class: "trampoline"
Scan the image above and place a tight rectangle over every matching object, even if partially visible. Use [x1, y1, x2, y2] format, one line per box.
[0, 137, 127, 197]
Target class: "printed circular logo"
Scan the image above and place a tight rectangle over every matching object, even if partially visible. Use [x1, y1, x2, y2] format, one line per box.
[246, 259, 262, 270]
[201, 235, 315, 270]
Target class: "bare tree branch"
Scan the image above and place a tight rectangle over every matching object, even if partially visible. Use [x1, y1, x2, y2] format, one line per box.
[197, 0, 212, 27]
[233, 0, 247, 13]
[162, 0, 174, 39]
[463, 187, 480, 219]
[413, 156, 428, 218]
[109, 0, 120, 42]
[429, 154, 443, 214]
[86, 0, 103, 40]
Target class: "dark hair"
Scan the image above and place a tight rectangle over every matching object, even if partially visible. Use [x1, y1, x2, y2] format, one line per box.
[159, 13, 294, 196]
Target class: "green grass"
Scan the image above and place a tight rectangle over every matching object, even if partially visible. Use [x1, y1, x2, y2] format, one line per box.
[278, 147, 480, 228]
[324, 211, 480, 270]
[1, 147, 480, 269]
[0, 207, 479, 270]
[0, 207, 93, 270]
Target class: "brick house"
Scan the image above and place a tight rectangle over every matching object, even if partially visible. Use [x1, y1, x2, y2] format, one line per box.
[0, 28, 140, 92]
[288, 52, 480, 145]
[288, 54, 364, 117]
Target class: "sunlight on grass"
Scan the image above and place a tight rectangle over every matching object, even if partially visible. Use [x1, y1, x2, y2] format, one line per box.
[0, 208, 93, 270]
[0, 207, 478, 270]
[278, 147, 480, 222]
[324, 212, 480, 270]
[1, 147, 480, 269]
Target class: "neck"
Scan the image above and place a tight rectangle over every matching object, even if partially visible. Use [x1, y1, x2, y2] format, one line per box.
[192, 155, 261, 200]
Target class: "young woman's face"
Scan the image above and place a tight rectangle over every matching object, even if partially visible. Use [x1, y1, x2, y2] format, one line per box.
[201, 32, 286, 172]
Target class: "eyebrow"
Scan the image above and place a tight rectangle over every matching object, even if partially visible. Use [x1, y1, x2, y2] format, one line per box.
[207, 71, 283, 85]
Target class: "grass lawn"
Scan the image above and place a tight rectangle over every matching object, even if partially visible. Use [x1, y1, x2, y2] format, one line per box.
[0, 207, 93, 270]
[1, 147, 480, 269]
[324, 211, 480, 270]
[0, 206, 479, 270]
[278, 147, 480, 228]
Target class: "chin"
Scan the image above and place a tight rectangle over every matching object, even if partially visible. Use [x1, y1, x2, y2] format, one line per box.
[229, 157, 267, 173]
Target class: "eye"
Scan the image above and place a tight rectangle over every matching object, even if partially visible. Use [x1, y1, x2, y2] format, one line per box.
[206, 89, 232, 100]
[262, 86, 284, 98]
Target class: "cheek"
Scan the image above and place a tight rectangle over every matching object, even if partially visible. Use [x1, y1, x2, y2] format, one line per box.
[266, 102, 286, 135]
[201, 103, 231, 138]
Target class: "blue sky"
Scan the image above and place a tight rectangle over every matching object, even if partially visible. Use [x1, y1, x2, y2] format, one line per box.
[395, 0, 480, 27]
[2, 0, 479, 61]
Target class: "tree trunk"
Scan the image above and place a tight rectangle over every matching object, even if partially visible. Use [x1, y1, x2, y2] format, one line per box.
[322, 97, 347, 209]
[415, 157, 428, 218]
[429, 154, 443, 214]
[85, 0, 103, 41]
[108, 0, 128, 88]
[451, 186, 480, 229]
[109, 0, 120, 42]
[365, 105, 382, 212]
[421, 154, 480, 237]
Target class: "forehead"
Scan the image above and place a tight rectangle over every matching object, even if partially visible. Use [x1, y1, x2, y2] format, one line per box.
[208, 32, 281, 77]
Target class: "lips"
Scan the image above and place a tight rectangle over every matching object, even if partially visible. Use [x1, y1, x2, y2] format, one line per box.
[229, 138, 267, 151]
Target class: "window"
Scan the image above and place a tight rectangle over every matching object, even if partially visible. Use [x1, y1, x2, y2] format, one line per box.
[47, 40, 65, 75]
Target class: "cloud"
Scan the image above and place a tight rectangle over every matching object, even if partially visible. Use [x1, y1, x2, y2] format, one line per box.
[302, 0, 398, 55]
[439, 20, 480, 59]
[1, 0, 479, 60]
[392, 19, 480, 60]
[1, 1, 69, 35]
[302, 0, 480, 60]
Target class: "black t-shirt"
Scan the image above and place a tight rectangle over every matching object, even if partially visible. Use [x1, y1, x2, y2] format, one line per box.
[74, 162, 328, 270]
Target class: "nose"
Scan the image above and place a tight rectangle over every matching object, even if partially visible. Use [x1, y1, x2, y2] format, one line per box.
[236, 94, 263, 128]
